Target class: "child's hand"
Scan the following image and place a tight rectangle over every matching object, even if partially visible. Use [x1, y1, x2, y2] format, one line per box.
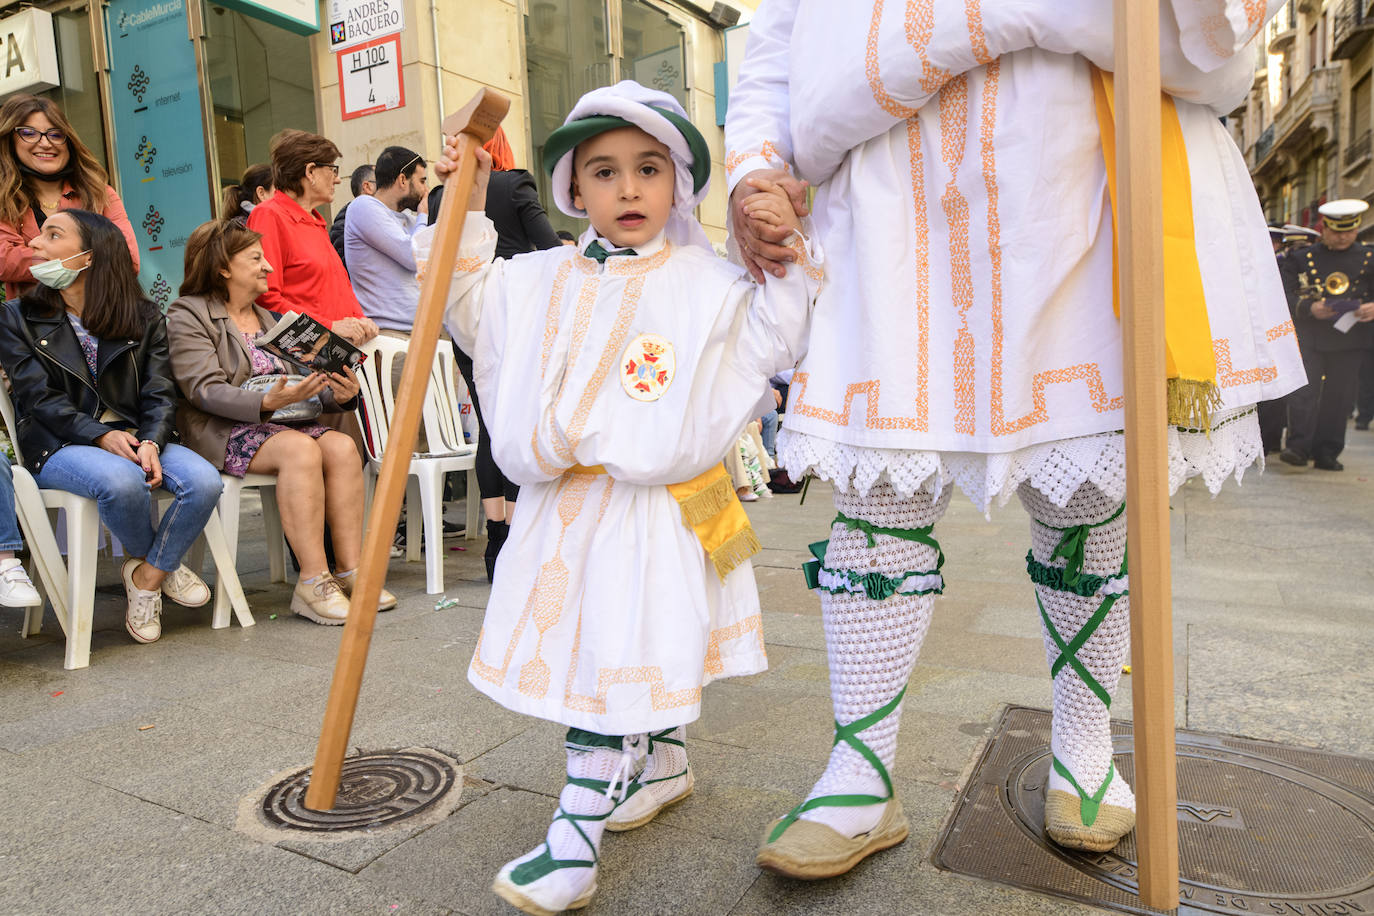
[741, 177, 802, 236]
[432, 135, 492, 211]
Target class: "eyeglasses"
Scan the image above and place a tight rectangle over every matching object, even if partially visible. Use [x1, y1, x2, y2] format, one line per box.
[311, 162, 340, 176]
[14, 127, 67, 146]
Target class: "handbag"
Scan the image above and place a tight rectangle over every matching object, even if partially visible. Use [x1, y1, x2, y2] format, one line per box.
[240, 374, 323, 423]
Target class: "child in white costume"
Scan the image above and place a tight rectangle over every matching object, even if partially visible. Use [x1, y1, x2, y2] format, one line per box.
[424, 82, 822, 914]
[724, 0, 1306, 876]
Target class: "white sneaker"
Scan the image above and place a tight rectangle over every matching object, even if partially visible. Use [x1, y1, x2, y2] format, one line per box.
[160, 564, 210, 608]
[0, 558, 40, 607]
[122, 558, 162, 644]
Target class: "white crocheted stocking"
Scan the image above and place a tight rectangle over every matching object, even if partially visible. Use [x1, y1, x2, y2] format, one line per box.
[1019, 482, 1135, 816]
[495, 730, 640, 912]
[796, 482, 952, 838]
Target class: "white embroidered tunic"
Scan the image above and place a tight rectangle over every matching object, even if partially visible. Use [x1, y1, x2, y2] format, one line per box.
[725, 0, 1305, 510]
[428, 215, 822, 733]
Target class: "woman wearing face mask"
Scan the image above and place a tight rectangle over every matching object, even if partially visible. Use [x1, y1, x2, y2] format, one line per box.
[0, 95, 139, 299]
[166, 220, 389, 625]
[0, 209, 223, 645]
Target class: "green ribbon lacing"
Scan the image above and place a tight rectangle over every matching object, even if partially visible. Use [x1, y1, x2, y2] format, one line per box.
[632, 728, 688, 788]
[511, 730, 638, 885]
[1035, 502, 1125, 588]
[802, 513, 945, 601]
[767, 685, 906, 844]
[1030, 508, 1128, 828]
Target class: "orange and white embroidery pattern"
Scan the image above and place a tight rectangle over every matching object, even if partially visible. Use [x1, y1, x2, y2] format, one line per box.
[789, 373, 922, 430]
[725, 142, 790, 180]
[1212, 337, 1277, 387]
[939, 76, 976, 436]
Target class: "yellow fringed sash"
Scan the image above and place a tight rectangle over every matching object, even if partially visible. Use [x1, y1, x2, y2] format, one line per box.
[1091, 68, 1222, 430]
[568, 463, 760, 581]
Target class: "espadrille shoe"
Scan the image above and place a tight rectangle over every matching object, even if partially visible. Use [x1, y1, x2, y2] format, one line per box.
[607, 727, 692, 832]
[756, 797, 909, 879]
[491, 846, 596, 916]
[1045, 789, 1135, 852]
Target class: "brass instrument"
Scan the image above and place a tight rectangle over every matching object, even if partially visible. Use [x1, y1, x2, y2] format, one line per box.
[1299, 270, 1353, 300]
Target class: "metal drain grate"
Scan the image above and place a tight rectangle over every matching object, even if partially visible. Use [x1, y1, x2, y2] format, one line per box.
[261, 748, 459, 833]
[932, 706, 1374, 915]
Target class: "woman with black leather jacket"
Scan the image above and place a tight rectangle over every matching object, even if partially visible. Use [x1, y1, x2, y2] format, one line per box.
[0, 208, 222, 645]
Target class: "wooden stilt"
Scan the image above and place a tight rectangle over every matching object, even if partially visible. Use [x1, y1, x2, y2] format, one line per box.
[303, 89, 511, 812]
[1113, 1, 1180, 909]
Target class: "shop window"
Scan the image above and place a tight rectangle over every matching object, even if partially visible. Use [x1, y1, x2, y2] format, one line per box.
[204, 3, 316, 202]
[525, 0, 687, 236]
[40, 7, 107, 173]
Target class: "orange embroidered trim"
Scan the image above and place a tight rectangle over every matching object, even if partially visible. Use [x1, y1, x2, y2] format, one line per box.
[786, 234, 824, 285]
[561, 478, 618, 711]
[964, 0, 992, 65]
[908, 118, 931, 431]
[789, 373, 921, 430]
[547, 276, 602, 463]
[702, 614, 764, 678]
[906, 0, 955, 94]
[1265, 320, 1295, 342]
[563, 277, 646, 454]
[726, 143, 790, 179]
[940, 76, 976, 436]
[455, 256, 485, 273]
[608, 242, 673, 276]
[1213, 337, 1277, 387]
[564, 665, 703, 715]
[472, 474, 589, 687]
[867, 0, 920, 117]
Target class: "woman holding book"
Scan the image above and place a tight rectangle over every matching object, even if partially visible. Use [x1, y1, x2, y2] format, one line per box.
[0, 209, 220, 645]
[166, 220, 394, 625]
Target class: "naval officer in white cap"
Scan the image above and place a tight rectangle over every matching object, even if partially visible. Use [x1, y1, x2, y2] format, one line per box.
[1278, 199, 1374, 470]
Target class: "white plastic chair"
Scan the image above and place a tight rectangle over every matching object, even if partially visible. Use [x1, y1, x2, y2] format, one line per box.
[179, 471, 284, 627]
[0, 385, 253, 669]
[354, 335, 478, 594]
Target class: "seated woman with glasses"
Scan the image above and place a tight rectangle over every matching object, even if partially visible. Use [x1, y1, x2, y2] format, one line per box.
[0, 95, 139, 299]
[0, 209, 223, 645]
[247, 130, 378, 346]
[166, 220, 393, 625]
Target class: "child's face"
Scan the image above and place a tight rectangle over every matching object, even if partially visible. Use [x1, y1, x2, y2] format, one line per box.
[572, 126, 675, 250]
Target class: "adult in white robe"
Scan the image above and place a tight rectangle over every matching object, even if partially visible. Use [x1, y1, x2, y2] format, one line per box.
[725, 0, 1303, 874]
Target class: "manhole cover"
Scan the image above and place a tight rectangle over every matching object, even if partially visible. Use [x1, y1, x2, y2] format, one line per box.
[261, 748, 459, 833]
[933, 706, 1374, 915]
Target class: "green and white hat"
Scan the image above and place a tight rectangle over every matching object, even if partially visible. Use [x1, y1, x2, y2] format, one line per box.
[544, 80, 713, 252]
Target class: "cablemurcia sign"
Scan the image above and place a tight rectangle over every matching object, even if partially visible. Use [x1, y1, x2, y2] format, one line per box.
[328, 0, 404, 52]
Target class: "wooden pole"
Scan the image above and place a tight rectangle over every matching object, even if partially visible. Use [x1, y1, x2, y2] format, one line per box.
[1114, 1, 1180, 909]
[303, 89, 511, 812]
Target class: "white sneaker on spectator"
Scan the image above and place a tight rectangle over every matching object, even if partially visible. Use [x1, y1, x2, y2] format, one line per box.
[0, 558, 40, 607]
[160, 564, 210, 607]
[121, 558, 162, 644]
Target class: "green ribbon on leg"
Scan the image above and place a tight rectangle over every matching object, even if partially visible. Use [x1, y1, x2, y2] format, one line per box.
[1052, 757, 1116, 827]
[767, 686, 906, 844]
[1038, 503, 1125, 587]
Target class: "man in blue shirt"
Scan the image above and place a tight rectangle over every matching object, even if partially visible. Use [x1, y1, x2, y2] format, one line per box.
[344, 146, 428, 332]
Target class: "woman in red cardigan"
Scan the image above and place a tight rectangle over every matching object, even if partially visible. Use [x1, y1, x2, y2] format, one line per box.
[0, 95, 139, 299]
[247, 130, 377, 345]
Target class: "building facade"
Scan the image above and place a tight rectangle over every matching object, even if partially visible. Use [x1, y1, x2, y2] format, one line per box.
[1234, 0, 1374, 235]
[0, 0, 754, 304]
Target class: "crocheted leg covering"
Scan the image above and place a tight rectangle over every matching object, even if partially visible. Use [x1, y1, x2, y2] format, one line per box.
[492, 729, 641, 915]
[606, 726, 692, 831]
[1019, 482, 1135, 852]
[798, 482, 951, 839]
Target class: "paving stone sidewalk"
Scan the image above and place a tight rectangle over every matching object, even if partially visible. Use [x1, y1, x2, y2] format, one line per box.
[1, 427, 1370, 916]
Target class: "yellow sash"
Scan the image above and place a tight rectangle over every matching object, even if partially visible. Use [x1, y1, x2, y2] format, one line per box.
[1090, 68, 1221, 429]
[567, 463, 761, 581]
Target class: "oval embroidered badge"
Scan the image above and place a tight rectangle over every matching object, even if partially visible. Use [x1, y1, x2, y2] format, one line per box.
[620, 333, 675, 402]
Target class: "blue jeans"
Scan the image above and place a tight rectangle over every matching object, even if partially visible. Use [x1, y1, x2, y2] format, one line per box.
[36, 443, 222, 572]
[760, 409, 779, 460]
[0, 461, 23, 552]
